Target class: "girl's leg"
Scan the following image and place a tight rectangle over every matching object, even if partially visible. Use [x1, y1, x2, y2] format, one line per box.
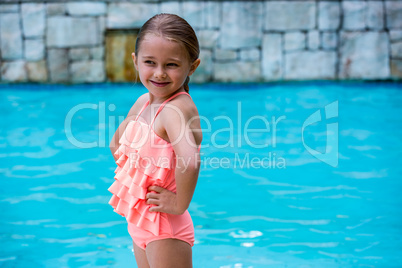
[133, 241, 150, 268]
[146, 238, 192, 268]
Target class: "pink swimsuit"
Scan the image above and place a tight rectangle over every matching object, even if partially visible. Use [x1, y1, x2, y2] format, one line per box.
[108, 92, 197, 250]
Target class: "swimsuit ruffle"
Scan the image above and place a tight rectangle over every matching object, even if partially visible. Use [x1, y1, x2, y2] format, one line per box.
[108, 120, 175, 236]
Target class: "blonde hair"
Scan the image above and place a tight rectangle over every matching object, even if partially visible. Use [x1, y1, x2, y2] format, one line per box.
[135, 13, 200, 93]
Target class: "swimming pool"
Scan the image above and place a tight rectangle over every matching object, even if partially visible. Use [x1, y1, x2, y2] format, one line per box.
[1, 81, 401, 267]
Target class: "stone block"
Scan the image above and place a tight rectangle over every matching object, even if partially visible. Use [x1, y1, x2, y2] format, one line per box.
[285, 51, 336, 80]
[107, 3, 158, 29]
[220, 2, 262, 49]
[339, 31, 390, 79]
[25, 39, 45, 61]
[240, 48, 260, 61]
[90, 46, 104, 60]
[391, 42, 402, 59]
[26, 60, 48, 82]
[67, 2, 106, 16]
[0, 4, 18, 13]
[1, 61, 27, 82]
[390, 59, 402, 78]
[214, 49, 237, 62]
[390, 30, 402, 42]
[205, 1, 221, 29]
[214, 60, 260, 82]
[342, 1, 366, 30]
[385, 1, 402, 29]
[182, 1, 208, 29]
[322, 32, 338, 50]
[265, 1, 315, 31]
[98, 16, 106, 45]
[262, 33, 282, 80]
[71, 60, 105, 83]
[46, 3, 65, 16]
[160, 1, 182, 16]
[284, 31, 305, 51]
[21, 3, 45, 38]
[308, 30, 320, 50]
[47, 16, 98, 47]
[367, 1, 384, 30]
[197, 30, 219, 49]
[318, 1, 341, 30]
[69, 48, 90, 61]
[48, 48, 69, 82]
[0, 13, 23, 60]
[191, 49, 212, 83]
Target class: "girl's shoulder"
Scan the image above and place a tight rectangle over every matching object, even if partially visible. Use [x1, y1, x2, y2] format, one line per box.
[136, 93, 149, 106]
[163, 93, 199, 119]
[126, 93, 148, 120]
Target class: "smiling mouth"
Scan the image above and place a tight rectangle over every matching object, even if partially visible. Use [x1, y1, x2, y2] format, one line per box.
[150, 81, 170, 87]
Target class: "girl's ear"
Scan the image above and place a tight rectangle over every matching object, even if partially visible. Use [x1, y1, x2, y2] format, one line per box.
[132, 53, 138, 71]
[188, 58, 201, 77]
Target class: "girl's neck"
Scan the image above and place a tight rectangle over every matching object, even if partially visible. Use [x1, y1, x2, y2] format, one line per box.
[148, 87, 186, 104]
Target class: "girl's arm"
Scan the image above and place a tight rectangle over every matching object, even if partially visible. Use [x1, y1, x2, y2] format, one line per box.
[109, 93, 148, 160]
[147, 99, 202, 214]
[109, 118, 132, 161]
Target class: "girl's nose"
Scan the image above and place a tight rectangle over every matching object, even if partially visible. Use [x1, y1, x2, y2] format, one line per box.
[154, 68, 166, 79]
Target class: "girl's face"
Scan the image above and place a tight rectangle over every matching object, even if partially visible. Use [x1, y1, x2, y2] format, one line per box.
[133, 34, 200, 98]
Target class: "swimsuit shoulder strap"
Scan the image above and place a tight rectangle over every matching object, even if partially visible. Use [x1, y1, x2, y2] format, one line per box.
[134, 100, 150, 121]
[150, 91, 191, 125]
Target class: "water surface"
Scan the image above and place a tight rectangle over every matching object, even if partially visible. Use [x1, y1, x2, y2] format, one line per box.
[1, 82, 401, 267]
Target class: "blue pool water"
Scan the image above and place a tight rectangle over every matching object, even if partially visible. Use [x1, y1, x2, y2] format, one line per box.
[1, 82, 401, 267]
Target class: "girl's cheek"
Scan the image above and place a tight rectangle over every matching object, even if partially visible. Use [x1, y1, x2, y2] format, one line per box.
[144, 66, 153, 73]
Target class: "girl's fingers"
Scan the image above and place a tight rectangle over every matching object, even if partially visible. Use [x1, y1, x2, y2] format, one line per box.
[146, 192, 159, 199]
[148, 205, 161, 213]
[148, 185, 164, 193]
[146, 198, 158, 205]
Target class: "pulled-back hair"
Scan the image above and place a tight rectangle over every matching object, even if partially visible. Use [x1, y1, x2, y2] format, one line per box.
[135, 13, 200, 93]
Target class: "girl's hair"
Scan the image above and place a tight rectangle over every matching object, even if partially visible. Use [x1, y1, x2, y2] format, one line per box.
[135, 13, 200, 93]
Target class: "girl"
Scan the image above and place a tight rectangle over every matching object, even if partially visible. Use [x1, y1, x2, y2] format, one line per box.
[108, 14, 202, 268]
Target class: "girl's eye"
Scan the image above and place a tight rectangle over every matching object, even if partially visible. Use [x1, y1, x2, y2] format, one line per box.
[144, 60, 154, 64]
[167, 63, 178, 67]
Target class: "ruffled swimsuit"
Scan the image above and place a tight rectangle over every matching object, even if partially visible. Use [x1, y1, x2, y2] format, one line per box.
[108, 91, 197, 250]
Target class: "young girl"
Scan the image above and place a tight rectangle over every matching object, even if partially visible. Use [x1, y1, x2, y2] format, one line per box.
[108, 14, 202, 268]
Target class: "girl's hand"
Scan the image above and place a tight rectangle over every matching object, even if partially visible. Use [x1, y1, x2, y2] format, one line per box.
[146, 186, 184, 215]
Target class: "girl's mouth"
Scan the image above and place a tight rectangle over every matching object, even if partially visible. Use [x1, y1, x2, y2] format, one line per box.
[150, 81, 170, 87]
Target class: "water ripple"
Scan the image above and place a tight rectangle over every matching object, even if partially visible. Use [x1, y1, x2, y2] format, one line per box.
[44, 220, 125, 230]
[4, 156, 106, 178]
[30, 183, 95, 191]
[269, 185, 359, 196]
[355, 241, 380, 252]
[0, 146, 59, 158]
[288, 205, 313, 210]
[229, 230, 263, 238]
[8, 219, 57, 226]
[309, 228, 340, 234]
[40, 237, 89, 244]
[233, 169, 303, 187]
[347, 145, 382, 151]
[7, 127, 55, 147]
[1, 193, 109, 205]
[318, 250, 383, 261]
[0, 256, 17, 262]
[222, 216, 330, 226]
[341, 129, 372, 140]
[346, 217, 383, 230]
[268, 242, 339, 248]
[333, 169, 388, 179]
[311, 194, 362, 199]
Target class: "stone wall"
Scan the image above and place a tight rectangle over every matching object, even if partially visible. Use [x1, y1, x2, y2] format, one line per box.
[0, 1, 401, 83]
